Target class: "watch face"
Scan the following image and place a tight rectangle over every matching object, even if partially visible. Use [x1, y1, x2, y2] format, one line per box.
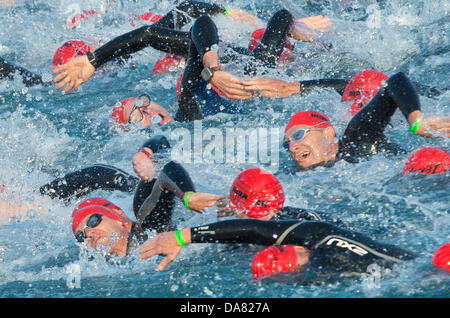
[201, 68, 213, 82]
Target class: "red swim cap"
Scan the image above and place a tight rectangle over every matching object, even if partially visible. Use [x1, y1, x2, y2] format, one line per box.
[111, 97, 135, 124]
[129, 12, 162, 27]
[432, 243, 450, 272]
[285, 110, 331, 133]
[71, 205, 126, 234]
[72, 197, 123, 218]
[248, 28, 295, 63]
[229, 168, 285, 219]
[152, 53, 185, 75]
[342, 70, 389, 116]
[67, 10, 96, 29]
[251, 245, 299, 279]
[403, 147, 450, 175]
[53, 40, 91, 66]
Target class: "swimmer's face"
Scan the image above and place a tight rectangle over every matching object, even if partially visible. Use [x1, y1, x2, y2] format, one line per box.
[75, 213, 129, 256]
[122, 95, 153, 127]
[284, 125, 336, 169]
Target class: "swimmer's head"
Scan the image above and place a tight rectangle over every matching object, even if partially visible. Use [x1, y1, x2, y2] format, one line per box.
[129, 11, 162, 28]
[111, 94, 154, 127]
[252, 245, 305, 280]
[229, 168, 285, 219]
[284, 111, 337, 169]
[152, 53, 185, 76]
[341, 70, 389, 116]
[403, 147, 450, 175]
[248, 28, 295, 63]
[52, 40, 95, 66]
[72, 204, 131, 256]
[432, 243, 450, 272]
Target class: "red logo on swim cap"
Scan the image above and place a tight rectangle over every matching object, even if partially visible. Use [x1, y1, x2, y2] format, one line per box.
[251, 245, 299, 279]
[432, 243, 450, 272]
[229, 168, 284, 219]
[342, 70, 389, 116]
[53, 40, 91, 66]
[285, 110, 331, 133]
[403, 147, 450, 175]
[248, 28, 295, 63]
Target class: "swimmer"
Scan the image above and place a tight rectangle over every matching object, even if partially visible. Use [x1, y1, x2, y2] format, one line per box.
[70, 135, 224, 257]
[110, 94, 174, 128]
[242, 69, 446, 116]
[280, 73, 450, 171]
[213, 167, 345, 227]
[53, 1, 332, 101]
[137, 217, 416, 277]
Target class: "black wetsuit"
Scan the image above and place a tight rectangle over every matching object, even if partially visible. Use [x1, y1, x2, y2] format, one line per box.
[0, 57, 50, 87]
[40, 135, 195, 236]
[190, 219, 416, 275]
[275, 206, 346, 228]
[85, 1, 294, 121]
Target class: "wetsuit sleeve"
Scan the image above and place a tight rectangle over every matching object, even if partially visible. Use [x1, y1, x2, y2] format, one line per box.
[39, 164, 139, 200]
[0, 57, 49, 87]
[190, 220, 415, 267]
[341, 72, 420, 155]
[299, 79, 349, 96]
[89, 1, 228, 69]
[175, 15, 220, 122]
[135, 161, 195, 230]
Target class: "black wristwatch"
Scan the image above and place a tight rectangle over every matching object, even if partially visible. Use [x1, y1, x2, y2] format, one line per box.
[201, 66, 222, 82]
[86, 51, 98, 69]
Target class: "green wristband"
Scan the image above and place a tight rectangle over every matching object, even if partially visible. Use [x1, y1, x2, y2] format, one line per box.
[175, 229, 186, 246]
[184, 192, 195, 210]
[410, 119, 422, 134]
[224, 5, 232, 16]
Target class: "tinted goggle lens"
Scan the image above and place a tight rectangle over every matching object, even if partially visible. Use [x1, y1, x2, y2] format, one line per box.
[75, 214, 103, 243]
[283, 129, 308, 150]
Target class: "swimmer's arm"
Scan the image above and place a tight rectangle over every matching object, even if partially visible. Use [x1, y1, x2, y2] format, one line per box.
[138, 219, 301, 269]
[243, 77, 348, 98]
[0, 57, 49, 87]
[378, 72, 450, 138]
[289, 15, 333, 42]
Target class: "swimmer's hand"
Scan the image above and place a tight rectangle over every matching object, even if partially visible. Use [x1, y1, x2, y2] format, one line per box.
[53, 55, 95, 93]
[186, 192, 227, 213]
[216, 198, 239, 218]
[132, 147, 156, 181]
[408, 111, 450, 138]
[290, 15, 333, 42]
[210, 71, 254, 100]
[228, 8, 261, 29]
[139, 229, 191, 270]
[143, 103, 174, 125]
[243, 77, 300, 98]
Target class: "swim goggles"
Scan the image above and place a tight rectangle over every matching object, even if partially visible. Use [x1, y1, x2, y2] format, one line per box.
[283, 123, 326, 150]
[128, 94, 152, 123]
[75, 214, 103, 243]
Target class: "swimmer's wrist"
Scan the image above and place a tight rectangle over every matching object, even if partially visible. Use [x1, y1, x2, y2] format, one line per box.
[175, 228, 192, 246]
[183, 191, 195, 210]
[86, 51, 99, 69]
[223, 5, 232, 16]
